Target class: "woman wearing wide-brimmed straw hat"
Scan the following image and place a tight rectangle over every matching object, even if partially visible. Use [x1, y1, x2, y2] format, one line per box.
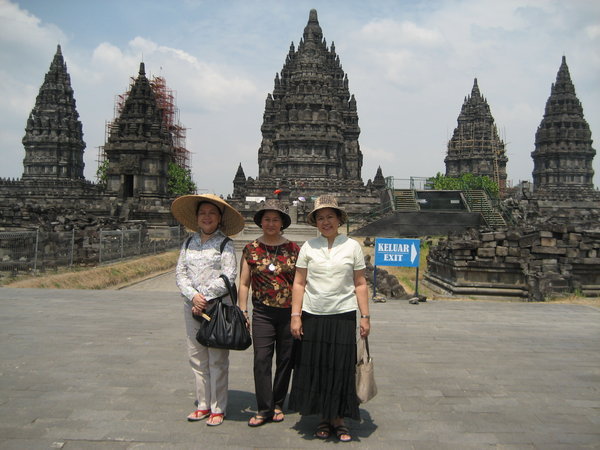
[238, 199, 300, 427]
[171, 194, 245, 427]
[288, 195, 370, 442]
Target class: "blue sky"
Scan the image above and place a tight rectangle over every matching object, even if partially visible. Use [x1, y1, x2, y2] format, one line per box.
[1, 0, 599, 195]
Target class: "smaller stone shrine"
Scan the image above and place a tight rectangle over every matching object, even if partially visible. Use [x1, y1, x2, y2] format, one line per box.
[531, 56, 596, 195]
[101, 62, 180, 224]
[445, 79, 508, 193]
[229, 9, 385, 222]
[22, 45, 86, 181]
[425, 57, 600, 301]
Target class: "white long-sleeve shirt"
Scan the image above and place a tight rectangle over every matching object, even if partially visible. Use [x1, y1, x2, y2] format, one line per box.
[175, 230, 237, 305]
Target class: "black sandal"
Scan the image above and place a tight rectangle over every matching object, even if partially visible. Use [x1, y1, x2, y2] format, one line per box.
[315, 421, 332, 439]
[333, 424, 352, 442]
[247, 415, 272, 427]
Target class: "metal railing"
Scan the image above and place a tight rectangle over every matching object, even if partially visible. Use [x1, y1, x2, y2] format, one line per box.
[0, 226, 184, 275]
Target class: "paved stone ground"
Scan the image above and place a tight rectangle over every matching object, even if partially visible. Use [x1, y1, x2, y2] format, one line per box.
[1, 272, 599, 449]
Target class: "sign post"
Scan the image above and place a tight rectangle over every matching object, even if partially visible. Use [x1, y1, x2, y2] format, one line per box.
[373, 238, 421, 297]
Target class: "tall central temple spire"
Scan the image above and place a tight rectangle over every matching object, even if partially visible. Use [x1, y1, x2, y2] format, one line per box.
[231, 9, 383, 221]
[256, 8, 363, 187]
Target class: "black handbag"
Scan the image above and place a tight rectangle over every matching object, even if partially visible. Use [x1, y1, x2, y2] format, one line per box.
[195, 274, 252, 351]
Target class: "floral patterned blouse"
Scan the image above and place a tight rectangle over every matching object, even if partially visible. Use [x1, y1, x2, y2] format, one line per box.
[242, 239, 300, 308]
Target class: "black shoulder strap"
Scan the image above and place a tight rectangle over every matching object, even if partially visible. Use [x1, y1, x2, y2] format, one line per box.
[184, 235, 193, 251]
[219, 237, 231, 254]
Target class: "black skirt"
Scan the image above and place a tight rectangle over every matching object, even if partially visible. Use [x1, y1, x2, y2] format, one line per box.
[288, 311, 360, 420]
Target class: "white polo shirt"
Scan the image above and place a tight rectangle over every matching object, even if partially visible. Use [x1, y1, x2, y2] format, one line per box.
[296, 234, 366, 315]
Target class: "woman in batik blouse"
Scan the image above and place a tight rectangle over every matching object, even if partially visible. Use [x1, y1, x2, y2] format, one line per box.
[238, 199, 300, 427]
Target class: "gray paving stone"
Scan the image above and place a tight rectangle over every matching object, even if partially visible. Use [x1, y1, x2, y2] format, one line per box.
[1, 283, 599, 449]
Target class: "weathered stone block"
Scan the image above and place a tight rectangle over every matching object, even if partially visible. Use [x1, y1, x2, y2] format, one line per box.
[532, 246, 566, 255]
[494, 232, 506, 240]
[542, 258, 558, 266]
[582, 258, 600, 264]
[508, 247, 521, 256]
[477, 248, 496, 258]
[506, 230, 521, 240]
[519, 234, 539, 247]
[540, 237, 557, 247]
[448, 240, 479, 250]
[540, 231, 554, 238]
[481, 233, 495, 242]
[482, 241, 497, 248]
[496, 246, 509, 257]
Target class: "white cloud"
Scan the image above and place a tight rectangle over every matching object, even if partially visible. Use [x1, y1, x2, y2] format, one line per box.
[0, 0, 65, 52]
[360, 19, 444, 47]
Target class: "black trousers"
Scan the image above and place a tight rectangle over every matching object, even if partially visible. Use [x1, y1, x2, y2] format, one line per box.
[251, 303, 295, 417]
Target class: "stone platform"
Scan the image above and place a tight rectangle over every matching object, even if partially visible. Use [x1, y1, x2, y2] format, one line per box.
[1, 277, 599, 448]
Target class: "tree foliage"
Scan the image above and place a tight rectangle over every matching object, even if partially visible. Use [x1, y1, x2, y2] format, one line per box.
[96, 159, 109, 187]
[168, 161, 196, 196]
[428, 172, 499, 197]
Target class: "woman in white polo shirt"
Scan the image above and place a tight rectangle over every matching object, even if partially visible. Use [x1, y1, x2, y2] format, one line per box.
[288, 195, 370, 443]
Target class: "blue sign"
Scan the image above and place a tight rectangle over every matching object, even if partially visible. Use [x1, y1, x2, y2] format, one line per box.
[374, 238, 420, 267]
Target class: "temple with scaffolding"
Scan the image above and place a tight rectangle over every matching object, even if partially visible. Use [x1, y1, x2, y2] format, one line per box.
[99, 63, 191, 208]
[444, 79, 508, 194]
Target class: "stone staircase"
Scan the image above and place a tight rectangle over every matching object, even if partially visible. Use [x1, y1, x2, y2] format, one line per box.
[394, 189, 419, 211]
[232, 223, 319, 250]
[463, 190, 506, 228]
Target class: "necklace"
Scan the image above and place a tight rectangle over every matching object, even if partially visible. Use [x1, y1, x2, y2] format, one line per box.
[265, 243, 280, 272]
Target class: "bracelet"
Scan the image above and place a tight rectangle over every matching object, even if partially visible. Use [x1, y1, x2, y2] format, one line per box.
[291, 312, 302, 317]
[360, 314, 370, 319]
[241, 309, 248, 313]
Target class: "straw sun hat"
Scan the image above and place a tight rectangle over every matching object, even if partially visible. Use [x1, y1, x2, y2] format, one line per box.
[306, 195, 348, 227]
[253, 199, 292, 230]
[171, 194, 245, 236]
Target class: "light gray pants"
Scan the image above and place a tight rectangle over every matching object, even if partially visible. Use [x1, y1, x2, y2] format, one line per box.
[184, 302, 229, 414]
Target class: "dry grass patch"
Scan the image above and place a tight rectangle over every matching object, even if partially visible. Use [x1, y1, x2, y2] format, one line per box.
[5, 251, 179, 290]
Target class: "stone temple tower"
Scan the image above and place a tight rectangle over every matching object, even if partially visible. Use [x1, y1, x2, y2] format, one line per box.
[531, 56, 595, 193]
[232, 9, 384, 205]
[22, 45, 85, 180]
[445, 79, 508, 192]
[103, 63, 174, 200]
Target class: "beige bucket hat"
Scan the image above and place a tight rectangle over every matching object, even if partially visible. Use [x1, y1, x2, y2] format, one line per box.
[253, 199, 292, 230]
[171, 194, 245, 236]
[306, 195, 348, 226]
